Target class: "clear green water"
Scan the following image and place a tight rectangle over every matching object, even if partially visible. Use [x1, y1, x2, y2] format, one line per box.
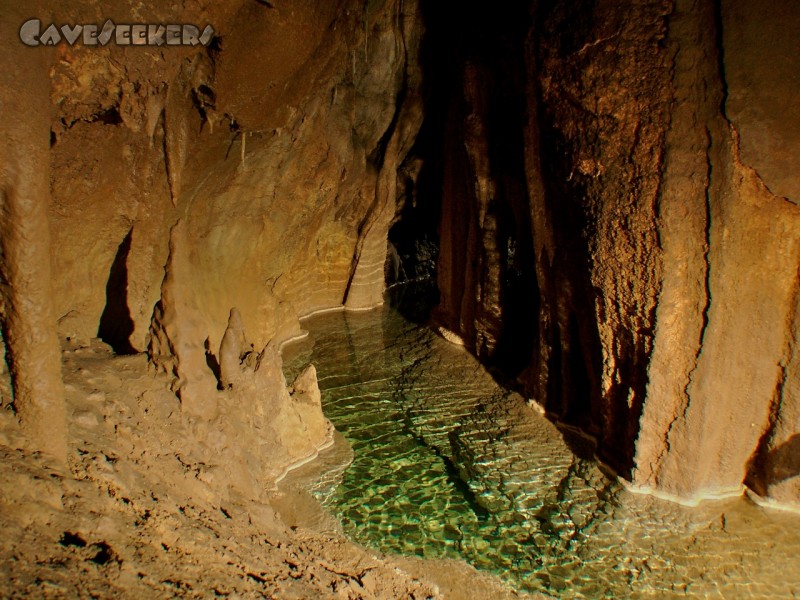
[283, 306, 800, 598]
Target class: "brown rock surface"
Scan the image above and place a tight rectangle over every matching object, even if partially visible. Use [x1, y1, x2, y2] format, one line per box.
[2, 0, 800, 596]
[0, 2, 67, 461]
[723, 0, 800, 204]
[0, 1, 546, 596]
[626, 0, 800, 504]
[23, 0, 426, 489]
[414, 0, 800, 508]
[0, 0, 467, 595]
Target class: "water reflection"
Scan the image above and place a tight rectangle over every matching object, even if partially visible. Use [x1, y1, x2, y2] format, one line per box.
[282, 306, 800, 598]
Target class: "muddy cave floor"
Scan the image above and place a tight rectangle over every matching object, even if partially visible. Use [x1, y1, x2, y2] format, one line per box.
[0, 337, 535, 600]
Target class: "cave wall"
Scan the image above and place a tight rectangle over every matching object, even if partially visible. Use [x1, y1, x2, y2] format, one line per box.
[719, 0, 800, 506]
[0, 0, 423, 499]
[1, 0, 798, 509]
[46, 0, 422, 356]
[140, 0, 424, 416]
[421, 0, 800, 507]
[631, 0, 800, 505]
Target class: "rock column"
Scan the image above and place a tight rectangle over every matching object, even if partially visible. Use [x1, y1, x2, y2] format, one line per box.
[0, 7, 67, 461]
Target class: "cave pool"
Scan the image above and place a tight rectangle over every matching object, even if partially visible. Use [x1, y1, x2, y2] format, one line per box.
[282, 305, 800, 598]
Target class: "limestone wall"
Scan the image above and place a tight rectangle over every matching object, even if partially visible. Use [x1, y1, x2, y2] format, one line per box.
[0, 0, 423, 498]
[422, 0, 800, 508]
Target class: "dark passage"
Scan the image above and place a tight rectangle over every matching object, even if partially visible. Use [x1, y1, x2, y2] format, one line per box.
[97, 229, 136, 354]
[387, 0, 539, 382]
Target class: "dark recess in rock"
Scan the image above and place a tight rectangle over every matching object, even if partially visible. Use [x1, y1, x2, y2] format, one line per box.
[390, 0, 539, 381]
[97, 229, 136, 355]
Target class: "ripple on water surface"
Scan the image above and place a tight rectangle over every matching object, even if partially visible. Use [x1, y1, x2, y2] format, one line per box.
[282, 306, 800, 598]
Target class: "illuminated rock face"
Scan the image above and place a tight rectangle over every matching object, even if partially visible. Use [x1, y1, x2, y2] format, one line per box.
[43, 0, 424, 356]
[0, 6, 67, 461]
[547, 0, 800, 507]
[1, 0, 424, 493]
[0, 0, 798, 508]
[408, 0, 800, 507]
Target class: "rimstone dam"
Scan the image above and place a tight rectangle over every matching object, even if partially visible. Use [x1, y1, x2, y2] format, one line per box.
[0, 1, 799, 598]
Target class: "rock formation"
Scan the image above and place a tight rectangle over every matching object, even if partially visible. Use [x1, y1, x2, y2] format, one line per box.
[0, 2, 470, 595]
[0, 3, 67, 461]
[1, 3, 800, 596]
[401, 0, 800, 509]
[0, 0, 427, 495]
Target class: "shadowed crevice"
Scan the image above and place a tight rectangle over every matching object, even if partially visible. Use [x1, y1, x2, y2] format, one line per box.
[98, 229, 136, 355]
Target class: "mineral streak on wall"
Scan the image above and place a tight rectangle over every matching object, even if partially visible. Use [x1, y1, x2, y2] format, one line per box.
[0, 0, 798, 508]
